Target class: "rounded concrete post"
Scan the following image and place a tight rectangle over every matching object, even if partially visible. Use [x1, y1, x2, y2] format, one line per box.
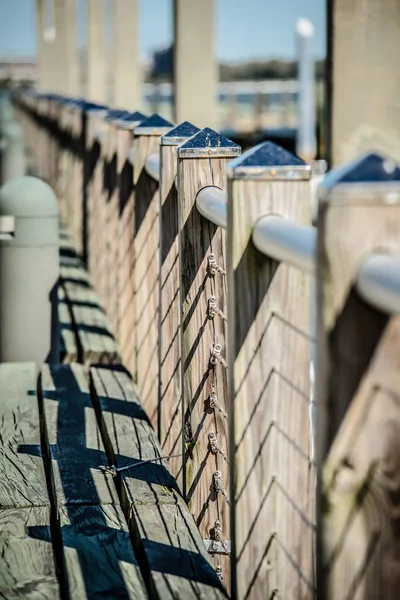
[0, 176, 59, 364]
[1, 122, 27, 184]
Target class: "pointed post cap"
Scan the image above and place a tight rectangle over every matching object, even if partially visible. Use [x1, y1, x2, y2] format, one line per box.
[227, 141, 311, 180]
[161, 121, 201, 146]
[134, 113, 174, 136]
[319, 152, 400, 202]
[177, 127, 241, 158]
[116, 111, 147, 129]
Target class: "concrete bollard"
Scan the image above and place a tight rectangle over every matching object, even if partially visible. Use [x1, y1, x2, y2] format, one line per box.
[0, 176, 59, 364]
[1, 122, 27, 184]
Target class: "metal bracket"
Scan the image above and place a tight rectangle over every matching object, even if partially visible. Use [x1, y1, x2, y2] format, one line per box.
[207, 253, 218, 277]
[210, 343, 222, 366]
[207, 295, 217, 318]
[204, 539, 232, 555]
[204, 519, 231, 555]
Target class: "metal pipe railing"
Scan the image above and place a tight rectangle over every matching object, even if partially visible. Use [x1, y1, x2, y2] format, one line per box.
[145, 153, 160, 182]
[356, 253, 400, 316]
[196, 186, 227, 229]
[252, 215, 316, 274]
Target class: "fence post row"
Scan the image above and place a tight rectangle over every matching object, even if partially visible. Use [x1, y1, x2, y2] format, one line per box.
[227, 141, 315, 600]
[177, 127, 241, 586]
[132, 114, 173, 425]
[158, 120, 200, 488]
[316, 152, 400, 599]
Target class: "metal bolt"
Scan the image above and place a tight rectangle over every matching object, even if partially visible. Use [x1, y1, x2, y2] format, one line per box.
[208, 296, 217, 318]
[208, 432, 218, 454]
[207, 254, 217, 277]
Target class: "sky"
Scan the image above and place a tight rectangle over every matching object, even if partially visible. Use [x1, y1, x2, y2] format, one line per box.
[0, 0, 325, 62]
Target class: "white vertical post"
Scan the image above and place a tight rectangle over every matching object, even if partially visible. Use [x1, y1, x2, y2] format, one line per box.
[35, 0, 52, 91]
[173, 0, 218, 129]
[113, 0, 141, 110]
[296, 18, 316, 161]
[87, 0, 106, 103]
[53, 0, 79, 96]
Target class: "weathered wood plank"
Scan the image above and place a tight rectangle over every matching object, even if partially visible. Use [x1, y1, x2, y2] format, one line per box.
[59, 504, 147, 600]
[0, 506, 60, 599]
[0, 363, 49, 509]
[177, 128, 241, 587]
[105, 120, 120, 335]
[90, 366, 180, 504]
[227, 143, 315, 599]
[133, 115, 173, 427]
[159, 122, 200, 490]
[90, 365, 227, 600]
[63, 282, 121, 364]
[316, 153, 400, 599]
[58, 285, 79, 364]
[40, 364, 147, 599]
[40, 363, 119, 507]
[117, 114, 146, 377]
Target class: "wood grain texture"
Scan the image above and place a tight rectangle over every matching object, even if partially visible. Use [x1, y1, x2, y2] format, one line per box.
[40, 364, 148, 598]
[330, 0, 400, 165]
[228, 178, 315, 599]
[59, 504, 147, 600]
[90, 365, 227, 600]
[117, 130, 136, 377]
[0, 507, 60, 599]
[40, 363, 119, 507]
[58, 285, 79, 363]
[105, 122, 121, 337]
[0, 363, 49, 509]
[177, 156, 232, 586]
[316, 195, 400, 599]
[133, 135, 161, 425]
[63, 282, 121, 365]
[159, 143, 183, 487]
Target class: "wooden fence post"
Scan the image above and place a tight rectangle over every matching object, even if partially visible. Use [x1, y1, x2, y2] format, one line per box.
[114, 112, 147, 364]
[227, 142, 315, 599]
[85, 107, 105, 274]
[131, 114, 173, 422]
[158, 121, 200, 488]
[105, 111, 145, 339]
[177, 127, 241, 587]
[316, 152, 400, 599]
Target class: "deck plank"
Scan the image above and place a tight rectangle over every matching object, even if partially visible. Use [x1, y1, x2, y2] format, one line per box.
[0, 363, 48, 509]
[60, 504, 147, 600]
[41, 364, 148, 599]
[90, 366, 227, 600]
[62, 283, 121, 365]
[58, 285, 79, 363]
[40, 363, 118, 507]
[0, 506, 60, 600]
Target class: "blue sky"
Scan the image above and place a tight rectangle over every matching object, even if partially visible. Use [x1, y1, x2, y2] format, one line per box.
[0, 0, 325, 62]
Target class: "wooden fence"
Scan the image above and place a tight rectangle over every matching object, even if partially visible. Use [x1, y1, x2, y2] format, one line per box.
[13, 90, 400, 600]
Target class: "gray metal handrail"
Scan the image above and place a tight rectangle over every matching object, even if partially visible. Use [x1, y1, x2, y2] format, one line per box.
[196, 186, 227, 229]
[356, 253, 400, 316]
[145, 153, 160, 182]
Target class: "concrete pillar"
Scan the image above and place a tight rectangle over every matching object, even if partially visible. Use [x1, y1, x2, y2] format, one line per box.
[87, 0, 107, 103]
[113, 0, 141, 110]
[328, 0, 400, 166]
[173, 0, 218, 129]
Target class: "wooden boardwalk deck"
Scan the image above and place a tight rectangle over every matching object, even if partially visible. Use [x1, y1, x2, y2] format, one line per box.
[0, 228, 226, 600]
